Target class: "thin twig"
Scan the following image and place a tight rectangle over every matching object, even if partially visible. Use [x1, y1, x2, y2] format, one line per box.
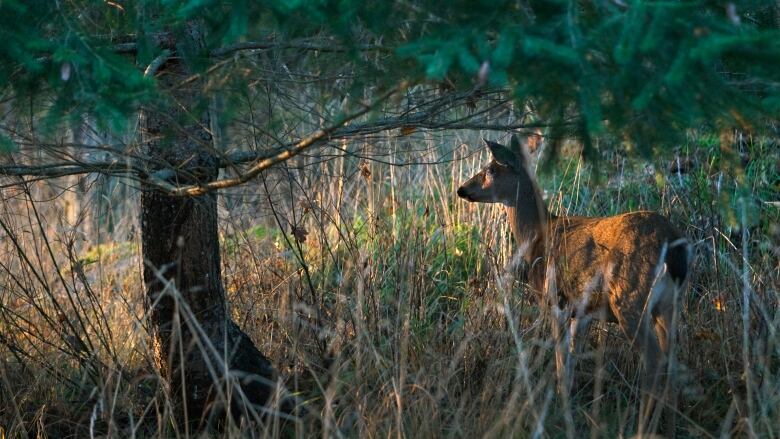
[0, 89, 565, 188]
[168, 81, 410, 196]
[210, 40, 387, 57]
[144, 50, 172, 77]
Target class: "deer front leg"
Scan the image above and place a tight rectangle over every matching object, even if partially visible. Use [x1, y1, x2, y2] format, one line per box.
[565, 314, 593, 393]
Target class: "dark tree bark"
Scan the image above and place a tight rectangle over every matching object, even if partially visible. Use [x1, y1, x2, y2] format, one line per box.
[140, 32, 277, 426]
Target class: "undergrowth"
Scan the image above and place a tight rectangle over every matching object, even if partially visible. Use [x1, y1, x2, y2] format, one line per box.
[0, 130, 778, 438]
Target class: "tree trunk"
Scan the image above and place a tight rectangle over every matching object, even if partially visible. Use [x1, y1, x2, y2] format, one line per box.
[140, 35, 277, 426]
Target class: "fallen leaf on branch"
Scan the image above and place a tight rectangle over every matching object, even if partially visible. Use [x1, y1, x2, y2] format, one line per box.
[291, 225, 309, 243]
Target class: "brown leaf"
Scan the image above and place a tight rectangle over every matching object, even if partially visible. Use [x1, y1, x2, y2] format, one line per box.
[693, 329, 719, 342]
[298, 196, 318, 214]
[466, 96, 477, 110]
[359, 161, 371, 180]
[291, 225, 309, 243]
[400, 126, 416, 136]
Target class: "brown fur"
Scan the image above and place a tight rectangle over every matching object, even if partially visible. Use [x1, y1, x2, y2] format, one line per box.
[457, 136, 691, 435]
[526, 213, 688, 321]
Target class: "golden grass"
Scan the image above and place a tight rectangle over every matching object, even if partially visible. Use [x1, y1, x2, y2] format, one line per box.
[0, 130, 778, 437]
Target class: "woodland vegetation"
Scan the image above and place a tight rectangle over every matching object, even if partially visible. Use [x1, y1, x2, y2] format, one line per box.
[0, 1, 778, 437]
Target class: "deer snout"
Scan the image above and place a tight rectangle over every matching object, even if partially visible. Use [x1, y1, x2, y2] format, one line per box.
[456, 186, 471, 200]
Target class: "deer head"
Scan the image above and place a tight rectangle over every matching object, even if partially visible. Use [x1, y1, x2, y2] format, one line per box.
[457, 135, 548, 242]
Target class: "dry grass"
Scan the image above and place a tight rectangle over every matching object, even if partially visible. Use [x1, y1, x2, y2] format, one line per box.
[0, 129, 778, 438]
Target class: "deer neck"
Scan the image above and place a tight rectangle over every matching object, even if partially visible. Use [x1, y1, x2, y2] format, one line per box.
[504, 181, 550, 262]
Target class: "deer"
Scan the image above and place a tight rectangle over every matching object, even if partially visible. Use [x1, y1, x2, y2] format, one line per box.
[457, 135, 691, 435]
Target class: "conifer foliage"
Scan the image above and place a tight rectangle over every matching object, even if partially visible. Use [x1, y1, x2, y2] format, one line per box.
[1, 1, 778, 153]
[0, 0, 778, 431]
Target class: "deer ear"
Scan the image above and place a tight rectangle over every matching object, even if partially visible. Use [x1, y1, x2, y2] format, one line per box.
[483, 138, 519, 168]
[509, 134, 535, 167]
[509, 135, 524, 157]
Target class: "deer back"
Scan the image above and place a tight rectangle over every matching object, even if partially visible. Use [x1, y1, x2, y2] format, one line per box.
[528, 212, 687, 320]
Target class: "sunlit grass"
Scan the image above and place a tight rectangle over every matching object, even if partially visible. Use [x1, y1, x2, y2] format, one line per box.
[0, 130, 778, 437]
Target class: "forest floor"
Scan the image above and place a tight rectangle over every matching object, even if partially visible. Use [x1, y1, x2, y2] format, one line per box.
[0, 130, 778, 438]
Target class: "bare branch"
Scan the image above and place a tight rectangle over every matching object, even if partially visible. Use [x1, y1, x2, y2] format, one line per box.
[144, 50, 173, 77]
[109, 33, 386, 57]
[0, 88, 567, 193]
[167, 81, 410, 196]
[210, 40, 388, 57]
